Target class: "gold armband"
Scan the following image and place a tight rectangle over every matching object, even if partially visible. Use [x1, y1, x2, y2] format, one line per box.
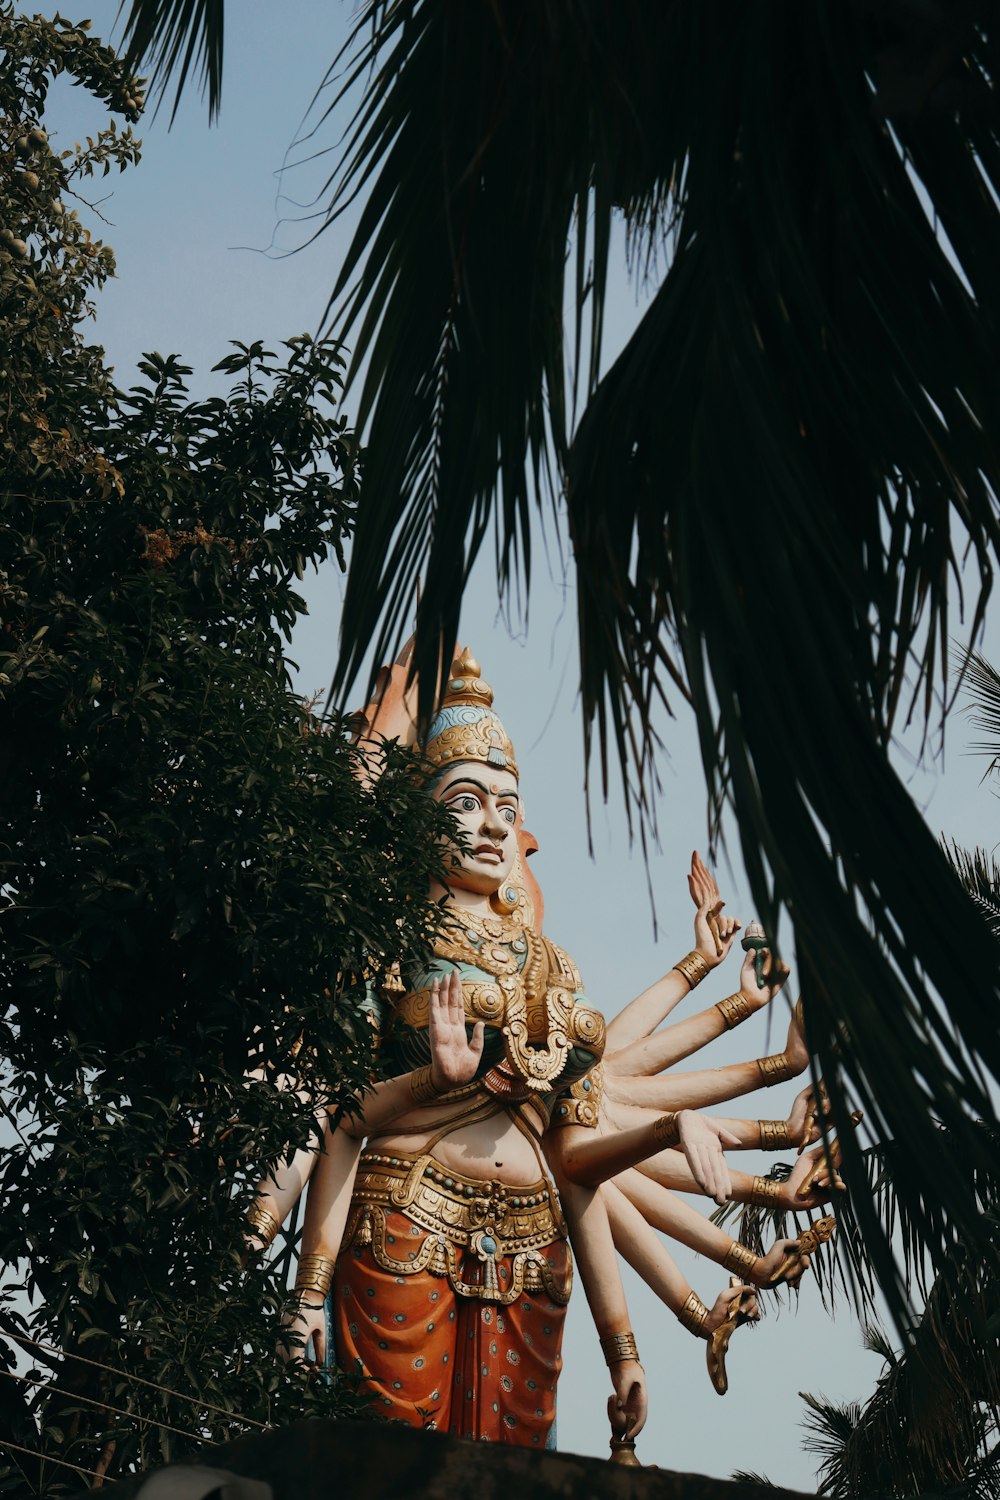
[294, 1253, 336, 1299]
[677, 1291, 710, 1338]
[716, 991, 755, 1029]
[758, 1119, 792, 1150]
[652, 1112, 680, 1147]
[749, 1175, 782, 1207]
[600, 1330, 640, 1365]
[409, 1065, 441, 1105]
[756, 1052, 792, 1085]
[723, 1241, 760, 1279]
[673, 950, 711, 989]
[246, 1201, 281, 1247]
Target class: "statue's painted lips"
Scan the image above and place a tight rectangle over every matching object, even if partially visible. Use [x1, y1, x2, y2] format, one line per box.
[473, 844, 503, 862]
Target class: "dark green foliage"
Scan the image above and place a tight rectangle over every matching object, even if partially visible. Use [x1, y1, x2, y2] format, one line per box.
[0, 8, 448, 1490]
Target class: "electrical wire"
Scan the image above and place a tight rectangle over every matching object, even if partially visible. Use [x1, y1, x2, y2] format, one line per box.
[0, 1331, 268, 1430]
[0, 1435, 118, 1485]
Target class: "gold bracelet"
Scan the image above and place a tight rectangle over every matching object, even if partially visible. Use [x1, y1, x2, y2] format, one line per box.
[652, 1112, 680, 1147]
[246, 1201, 281, 1246]
[600, 1331, 640, 1365]
[673, 950, 711, 988]
[749, 1175, 782, 1207]
[294, 1253, 336, 1298]
[757, 1052, 792, 1085]
[677, 1291, 710, 1338]
[758, 1119, 792, 1150]
[723, 1241, 760, 1279]
[716, 991, 755, 1029]
[409, 1065, 441, 1105]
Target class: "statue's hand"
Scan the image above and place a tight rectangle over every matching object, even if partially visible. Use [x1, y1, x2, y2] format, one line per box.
[428, 970, 485, 1090]
[608, 1358, 647, 1438]
[279, 1298, 326, 1366]
[704, 1283, 759, 1333]
[688, 851, 741, 966]
[677, 1110, 741, 1204]
[779, 1141, 844, 1209]
[738, 943, 789, 1006]
[786, 1084, 824, 1151]
[752, 1238, 808, 1288]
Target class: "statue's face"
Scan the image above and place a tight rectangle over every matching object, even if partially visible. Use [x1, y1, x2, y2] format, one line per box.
[433, 763, 519, 895]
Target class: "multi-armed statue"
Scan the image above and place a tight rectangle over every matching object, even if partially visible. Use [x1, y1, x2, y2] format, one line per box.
[246, 647, 843, 1455]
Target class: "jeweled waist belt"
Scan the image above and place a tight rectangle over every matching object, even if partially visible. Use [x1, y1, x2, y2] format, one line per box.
[348, 1149, 567, 1252]
[342, 1151, 571, 1305]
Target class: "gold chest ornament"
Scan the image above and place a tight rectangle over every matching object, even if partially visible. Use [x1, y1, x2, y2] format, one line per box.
[433, 909, 607, 1092]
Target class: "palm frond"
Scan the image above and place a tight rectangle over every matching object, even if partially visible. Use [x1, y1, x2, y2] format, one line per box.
[114, 0, 1000, 1331]
[118, 0, 225, 121]
[942, 839, 1000, 940]
[960, 648, 1000, 773]
[730, 1472, 776, 1488]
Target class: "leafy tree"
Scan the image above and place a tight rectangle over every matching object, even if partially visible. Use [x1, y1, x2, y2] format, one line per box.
[116, 0, 1000, 1328]
[0, 8, 447, 1491]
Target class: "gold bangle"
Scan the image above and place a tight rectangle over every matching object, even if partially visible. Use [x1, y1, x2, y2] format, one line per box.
[723, 1241, 760, 1279]
[758, 1119, 792, 1150]
[749, 1175, 782, 1207]
[757, 1052, 792, 1085]
[409, 1064, 441, 1105]
[246, 1201, 281, 1246]
[294, 1253, 336, 1298]
[677, 1291, 710, 1338]
[673, 950, 711, 989]
[600, 1331, 640, 1365]
[716, 991, 755, 1029]
[652, 1112, 680, 1147]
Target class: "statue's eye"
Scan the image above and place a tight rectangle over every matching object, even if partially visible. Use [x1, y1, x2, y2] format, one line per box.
[501, 806, 516, 824]
[457, 795, 479, 813]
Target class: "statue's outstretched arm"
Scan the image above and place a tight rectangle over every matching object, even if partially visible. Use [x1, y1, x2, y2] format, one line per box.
[279, 1123, 365, 1365]
[247, 972, 482, 1249]
[612, 1166, 820, 1288]
[337, 969, 484, 1136]
[604, 1086, 823, 1153]
[605, 852, 740, 1050]
[602, 1179, 757, 1344]
[606, 946, 788, 1078]
[559, 1109, 740, 1203]
[604, 1004, 808, 1113]
[635, 1135, 837, 1212]
[546, 1136, 648, 1438]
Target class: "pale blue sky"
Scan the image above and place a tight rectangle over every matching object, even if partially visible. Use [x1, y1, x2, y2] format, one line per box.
[41, 2, 999, 1484]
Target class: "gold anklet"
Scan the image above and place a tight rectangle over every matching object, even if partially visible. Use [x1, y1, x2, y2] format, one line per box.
[716, 992, 755, 1029]
[600, 1331, 640, 1365]
[758, 1119, 792, 1150]
[294, 1253, 336, 1298]
[673, 950, 710, 989]
[723, 1241, 760, 1279]
[756, 1052, 792, 1085]
[677, 1291, 710, 1338]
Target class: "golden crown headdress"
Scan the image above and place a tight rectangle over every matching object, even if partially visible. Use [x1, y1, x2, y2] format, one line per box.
[424, 648, 519, 780]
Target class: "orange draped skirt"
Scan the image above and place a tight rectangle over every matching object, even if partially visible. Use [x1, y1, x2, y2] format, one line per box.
[333, 1206, 570, 1445]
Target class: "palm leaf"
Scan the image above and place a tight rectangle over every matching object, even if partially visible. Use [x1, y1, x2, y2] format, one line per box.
[118, 0, 224, 121]
[118, 1, 1000, 1332]
[942, 840, 1000, 940]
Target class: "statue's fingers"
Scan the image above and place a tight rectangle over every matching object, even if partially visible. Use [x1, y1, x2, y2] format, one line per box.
[470, 1021, 485, 1058]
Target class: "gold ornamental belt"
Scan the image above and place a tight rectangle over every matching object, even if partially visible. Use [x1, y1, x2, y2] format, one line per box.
[342, 1150, 572, 1306]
